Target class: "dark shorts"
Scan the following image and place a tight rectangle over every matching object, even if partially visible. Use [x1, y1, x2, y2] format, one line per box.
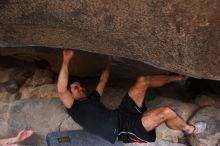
[117, 93, 156, 143]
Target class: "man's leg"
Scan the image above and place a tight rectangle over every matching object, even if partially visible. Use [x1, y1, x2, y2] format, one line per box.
[141, 107, 194, 134]
[128, 75, 205, 135]
[128, 75, 185, 108]
[148, 75, 186, 87]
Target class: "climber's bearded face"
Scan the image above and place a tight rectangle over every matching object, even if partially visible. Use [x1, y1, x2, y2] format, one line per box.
[70, 82, 86, 100]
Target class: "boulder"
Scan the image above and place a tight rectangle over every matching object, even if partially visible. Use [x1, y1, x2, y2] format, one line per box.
[23, 69, 53, 87]
[59, 116, 82, 131]
[0, 68, 15, 83]
[0, 66, 35, 102]
[0, 67, 34, 87]
[19, 84, 58, 99]
[8, 68, 34, 86]
[0, 0, 219, 80]
[0, 81, 20, 102]
[195, 94, 220, 107]
[0, 99, 75, 146]
[146, 97, 199, 143]
[0, 102, 10, 138]
[101, 87, 126, 109]
[187, 106, 220, 146]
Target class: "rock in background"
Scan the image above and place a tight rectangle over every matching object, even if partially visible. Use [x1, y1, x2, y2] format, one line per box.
[19, 69, 58, 99]
[195, 94, 220, 107]
[23, 69, 54, 87]
[19, 84, 58, 99]
[0, 67, 34, 102]
[0, 98, 77, 146]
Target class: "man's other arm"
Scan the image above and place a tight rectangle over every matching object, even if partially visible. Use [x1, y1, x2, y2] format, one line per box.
[96, 56, 111, 96]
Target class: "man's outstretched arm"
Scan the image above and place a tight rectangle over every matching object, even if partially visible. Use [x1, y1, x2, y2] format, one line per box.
[96, 56, 111, 96]
[57, 50, 74, 109]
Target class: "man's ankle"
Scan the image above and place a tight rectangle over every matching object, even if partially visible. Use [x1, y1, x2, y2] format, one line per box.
[184, 125, 195, 134]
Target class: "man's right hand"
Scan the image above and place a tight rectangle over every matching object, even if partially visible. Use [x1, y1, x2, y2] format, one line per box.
[63, 49, 74, 63]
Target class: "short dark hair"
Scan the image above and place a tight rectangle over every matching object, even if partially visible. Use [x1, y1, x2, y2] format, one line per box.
[67, 79, 80, 94]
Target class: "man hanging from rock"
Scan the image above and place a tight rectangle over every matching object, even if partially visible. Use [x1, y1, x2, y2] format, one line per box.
[57, 49, 207, 143]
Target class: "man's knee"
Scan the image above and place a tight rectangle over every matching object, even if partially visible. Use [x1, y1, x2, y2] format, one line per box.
[140, 107, 174, 131]
[160, 107, 177, 119]
[146, 107, 177, 120]
[141, 107, 176, 122]
[136, 76, 149, 86]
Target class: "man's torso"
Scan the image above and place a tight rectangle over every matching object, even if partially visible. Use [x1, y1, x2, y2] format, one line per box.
[66, 90, 118, 143]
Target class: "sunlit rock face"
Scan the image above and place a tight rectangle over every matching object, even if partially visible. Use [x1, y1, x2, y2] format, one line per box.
[0, 0, 219, 80]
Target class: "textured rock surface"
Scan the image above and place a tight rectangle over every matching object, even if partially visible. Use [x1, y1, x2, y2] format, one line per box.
[23, 69, 53, 87]
[0, 67, 34, 102]
[0, 0, 219, 80]
[0, 80, 19, 102]
[146, 97, 199, 143]
[19, 84, 58, 99]
[195, 94, 220, 107]
[0, 99, 74, 146]
[187, 107, 220, 146]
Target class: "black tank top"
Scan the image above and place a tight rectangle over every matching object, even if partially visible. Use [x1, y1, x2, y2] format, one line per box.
[66, 90, 118, 143]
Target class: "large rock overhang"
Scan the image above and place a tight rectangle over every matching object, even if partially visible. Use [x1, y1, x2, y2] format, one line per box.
[0, 0, 219, 80]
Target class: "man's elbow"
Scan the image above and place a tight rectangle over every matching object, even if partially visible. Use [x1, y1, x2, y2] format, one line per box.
[58, 91, 65, 97]
[57, 86, 68, 95]
[57, 91, 70, 102]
